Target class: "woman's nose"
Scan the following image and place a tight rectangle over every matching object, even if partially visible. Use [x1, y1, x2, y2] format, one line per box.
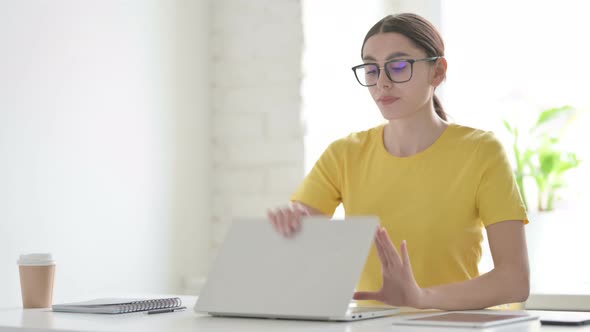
[376, 68, 392, 89]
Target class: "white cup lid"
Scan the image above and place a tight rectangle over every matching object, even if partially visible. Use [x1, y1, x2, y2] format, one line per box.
[17, 253, 55, 266]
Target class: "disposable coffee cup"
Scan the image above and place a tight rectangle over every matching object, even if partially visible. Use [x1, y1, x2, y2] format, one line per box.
[17, 253, 56, 309]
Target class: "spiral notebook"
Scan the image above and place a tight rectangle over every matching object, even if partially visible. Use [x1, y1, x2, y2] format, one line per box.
[52, 297, 183, 314]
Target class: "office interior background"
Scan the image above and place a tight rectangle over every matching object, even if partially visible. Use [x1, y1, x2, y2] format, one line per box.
[1, 0, 588, 306]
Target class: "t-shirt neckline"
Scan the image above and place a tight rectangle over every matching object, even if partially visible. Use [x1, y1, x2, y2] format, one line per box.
[378, 123, 456, 161]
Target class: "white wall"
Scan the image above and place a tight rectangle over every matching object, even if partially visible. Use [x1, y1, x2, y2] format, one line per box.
[301, 0, 386, 176]
[0, 0, 209, 305]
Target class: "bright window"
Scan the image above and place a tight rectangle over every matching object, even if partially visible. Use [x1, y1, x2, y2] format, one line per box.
[442, 0, 590, 294]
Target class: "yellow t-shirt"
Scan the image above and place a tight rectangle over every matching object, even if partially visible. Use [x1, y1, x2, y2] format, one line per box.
[291, 123, 527, 293]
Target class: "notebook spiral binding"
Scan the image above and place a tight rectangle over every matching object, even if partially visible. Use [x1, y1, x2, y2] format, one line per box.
[117, 298, 182, 314]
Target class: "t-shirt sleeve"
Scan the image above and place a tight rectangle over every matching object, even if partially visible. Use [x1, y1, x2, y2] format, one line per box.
[476, 132, 529, 226]
[290, 140, 344, 216]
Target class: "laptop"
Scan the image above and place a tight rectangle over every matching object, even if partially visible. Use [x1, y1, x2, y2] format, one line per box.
[194, 216, 399, 321]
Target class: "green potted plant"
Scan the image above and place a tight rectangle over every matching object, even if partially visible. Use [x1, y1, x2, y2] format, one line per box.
[503, 106, 584, 293]
[503, 106, 581, 212]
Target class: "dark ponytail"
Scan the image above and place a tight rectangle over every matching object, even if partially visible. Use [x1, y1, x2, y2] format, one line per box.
[433, 94, 447, 121]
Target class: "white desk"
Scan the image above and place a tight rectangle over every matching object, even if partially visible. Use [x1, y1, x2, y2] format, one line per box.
[0, 296, 586, 332]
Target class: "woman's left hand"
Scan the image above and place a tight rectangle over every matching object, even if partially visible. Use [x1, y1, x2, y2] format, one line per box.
[353, 227, 425, 308]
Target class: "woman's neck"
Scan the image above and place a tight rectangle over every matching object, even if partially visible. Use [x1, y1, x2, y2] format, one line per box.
[383, 108, 448, 157]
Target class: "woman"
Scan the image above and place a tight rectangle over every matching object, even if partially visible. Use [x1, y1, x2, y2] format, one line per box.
[268, 13, 529, 310]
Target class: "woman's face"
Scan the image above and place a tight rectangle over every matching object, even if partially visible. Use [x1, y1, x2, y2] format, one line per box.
[362, 32, 440, 121]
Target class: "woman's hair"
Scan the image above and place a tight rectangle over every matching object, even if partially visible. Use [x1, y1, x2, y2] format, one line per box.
[362, 13, 447, 121]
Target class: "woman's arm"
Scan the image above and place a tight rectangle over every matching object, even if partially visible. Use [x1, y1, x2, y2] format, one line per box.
[354, 220, 530, 310]
[418, 220, 530, 309]
[292, 201, 325, 216]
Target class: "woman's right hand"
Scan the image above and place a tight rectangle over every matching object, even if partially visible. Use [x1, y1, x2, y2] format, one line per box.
[267, 203, 310, 237]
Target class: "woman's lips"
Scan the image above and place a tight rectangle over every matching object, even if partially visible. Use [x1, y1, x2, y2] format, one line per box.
[378, 96, 399, 105]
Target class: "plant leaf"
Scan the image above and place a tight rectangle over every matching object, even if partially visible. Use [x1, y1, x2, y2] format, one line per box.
[556, 153, 581, 173]
[503, 119, 514, 134]
[539, 151, 560, 176]
[533, 106, 575, 129]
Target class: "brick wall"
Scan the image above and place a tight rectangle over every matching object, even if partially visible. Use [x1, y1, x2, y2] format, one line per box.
[210, 0, 304, 258]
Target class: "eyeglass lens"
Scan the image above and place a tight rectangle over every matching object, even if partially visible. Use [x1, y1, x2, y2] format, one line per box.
[356, 60, 412, 86]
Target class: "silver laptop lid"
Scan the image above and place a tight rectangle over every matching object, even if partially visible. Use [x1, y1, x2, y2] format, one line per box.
[195, 216, 380, 318]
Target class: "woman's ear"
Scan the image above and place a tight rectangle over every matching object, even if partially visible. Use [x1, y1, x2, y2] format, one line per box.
[431, 57, 447, 87]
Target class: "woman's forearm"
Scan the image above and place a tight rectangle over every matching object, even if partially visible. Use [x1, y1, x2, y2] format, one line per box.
[417, 267, 530, 310]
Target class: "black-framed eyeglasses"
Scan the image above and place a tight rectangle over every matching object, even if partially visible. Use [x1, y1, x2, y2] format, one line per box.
[351, 56, 441, 87]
